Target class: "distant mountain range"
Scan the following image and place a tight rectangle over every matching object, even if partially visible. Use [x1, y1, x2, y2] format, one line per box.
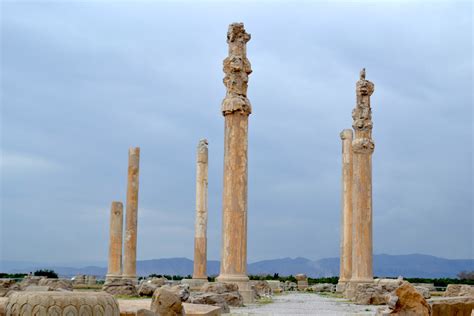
[2, 254, 472, 279]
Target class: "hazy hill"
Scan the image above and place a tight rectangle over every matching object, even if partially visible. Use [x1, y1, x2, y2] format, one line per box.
[3, 254, 472, 278]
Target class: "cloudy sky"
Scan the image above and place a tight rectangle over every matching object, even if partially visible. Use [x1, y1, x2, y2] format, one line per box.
[1, 0, 472, 266]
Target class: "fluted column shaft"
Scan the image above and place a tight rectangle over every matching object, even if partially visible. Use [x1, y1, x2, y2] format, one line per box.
[123, 147, 140, 282]
[193, 139, 209, 280]
[339, 129, 353, 285]
[351, 69, 375, 283]
[217, 23, 252, 287]
[106, 201, 123, 281]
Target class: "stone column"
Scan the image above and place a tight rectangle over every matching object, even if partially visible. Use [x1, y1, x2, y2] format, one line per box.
[123, 147, 140, 283]
[337, 129, 353, 291]
[193, 139, 209, 281]
[216, 23, 253, 303]
[351, 69, 375, 284]
[106, 201, 123, 282]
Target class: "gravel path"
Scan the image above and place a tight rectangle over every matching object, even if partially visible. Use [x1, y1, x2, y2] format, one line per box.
[230, 293, 378, 316]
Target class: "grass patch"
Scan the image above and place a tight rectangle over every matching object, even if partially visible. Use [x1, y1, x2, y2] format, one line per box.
[256, 297, 273, 305]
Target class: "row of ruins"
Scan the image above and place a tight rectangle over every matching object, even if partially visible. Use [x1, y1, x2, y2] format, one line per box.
[103, 22, 375, 303]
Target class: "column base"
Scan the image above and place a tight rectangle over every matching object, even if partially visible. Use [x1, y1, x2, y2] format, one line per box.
[336, 281, 347, 293]
[105, 274, 122, 284]
[343, 278, 374, 299]
[121, 275, 138, 285]
[216, 274, 254, 304]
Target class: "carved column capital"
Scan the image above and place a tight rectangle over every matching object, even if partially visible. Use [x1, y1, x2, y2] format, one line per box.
[352, 68, 375, 154]
[221, 23, 252, 116]
[352, 138, 375, 154]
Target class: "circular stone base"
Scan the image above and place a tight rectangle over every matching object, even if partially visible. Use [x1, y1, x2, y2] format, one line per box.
[5, 291, 120, 316]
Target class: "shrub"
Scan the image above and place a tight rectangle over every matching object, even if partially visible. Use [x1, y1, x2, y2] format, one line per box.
[33, 269, 58, 278]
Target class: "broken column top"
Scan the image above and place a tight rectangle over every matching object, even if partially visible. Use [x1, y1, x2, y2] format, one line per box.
[197, 139, 208, 163]
[356, 68, 375, 107]
[340, 129, 354, 140]
[352, 68, 375, 154]
[221, 22, 252, 116]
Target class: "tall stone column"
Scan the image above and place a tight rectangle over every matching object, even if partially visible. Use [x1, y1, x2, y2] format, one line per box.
[337, 129, 353, 290]
[216, 23, 253, 303]
[351, 69, 375, 283]
[193, 139, 209, 280]
[123, 147, 140, 283]
[106, 201, 123, 282]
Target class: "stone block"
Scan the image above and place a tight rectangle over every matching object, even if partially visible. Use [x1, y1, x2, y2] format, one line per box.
[183, 303, 222, 316]
[430, 297, 474, 316]
[181, 279, 207, 291]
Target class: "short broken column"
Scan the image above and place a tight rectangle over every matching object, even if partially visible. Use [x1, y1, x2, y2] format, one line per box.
[337, 129, 353, 291]
[123, 147, 140, 284]
[106, 201, 123, 282]
[193, 139, 209, 282]
[351, 69, 375, 284]
[295, 274, 308, 291]
[216, 22, 253, 303]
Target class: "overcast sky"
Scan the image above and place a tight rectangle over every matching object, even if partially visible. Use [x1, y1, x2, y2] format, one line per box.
[1, 0, 472, 266]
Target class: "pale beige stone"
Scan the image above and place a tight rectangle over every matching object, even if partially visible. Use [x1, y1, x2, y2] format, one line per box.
[216, 23, 253, 303]
[389, 282, 431, 315]
[182, 303, 222, 316]
[123, 147, 140, 283]
[429, 297, 474, 316]
[0, 297, 7, 316]
[5, 291, 119, 316]
[193, 139, 209, 281]
[339, 129, 353, 288]
[107, 201, 124, 282]
[351, 69, 375, 284]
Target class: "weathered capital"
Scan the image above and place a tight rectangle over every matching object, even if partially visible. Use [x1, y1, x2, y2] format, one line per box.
[352, 138, 375, 154]
[197, 139, 208, 163]
[352, 68, 375, 133]
[340, 129, 353, 140]
[221, 23, 252, 116]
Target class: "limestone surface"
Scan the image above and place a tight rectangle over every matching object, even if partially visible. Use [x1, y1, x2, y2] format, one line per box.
[107, 201, 124, 282]
[309, 283, 336, 293]
[429, 296, 474, 316]
[123, 147, 140, 283]
[37, 278, 73, 291]
[385, 283, 431, 315]
[150, 287, 182, 316]
[250, 281, 272, 298]
[182, 303, 222, 316]
[339, 128, 353, 287]
[444, 284, 474, 297]
[138, 282, 159, 297]
[102, 279, 138, 297]
[193, 139, 209, 281]
[351, 68, 375, 283]
[5, 291, 119, 316]
[217, 24, 253, 303]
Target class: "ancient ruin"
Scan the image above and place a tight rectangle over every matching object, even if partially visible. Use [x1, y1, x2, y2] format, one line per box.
[192, 139, 209, 282]
[350, 69, 375, 284]
[337, 129, 353, 291]
[216, 22, 253, 303]
[123, 147, 140, 284]
[106, 201, 124, 282]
